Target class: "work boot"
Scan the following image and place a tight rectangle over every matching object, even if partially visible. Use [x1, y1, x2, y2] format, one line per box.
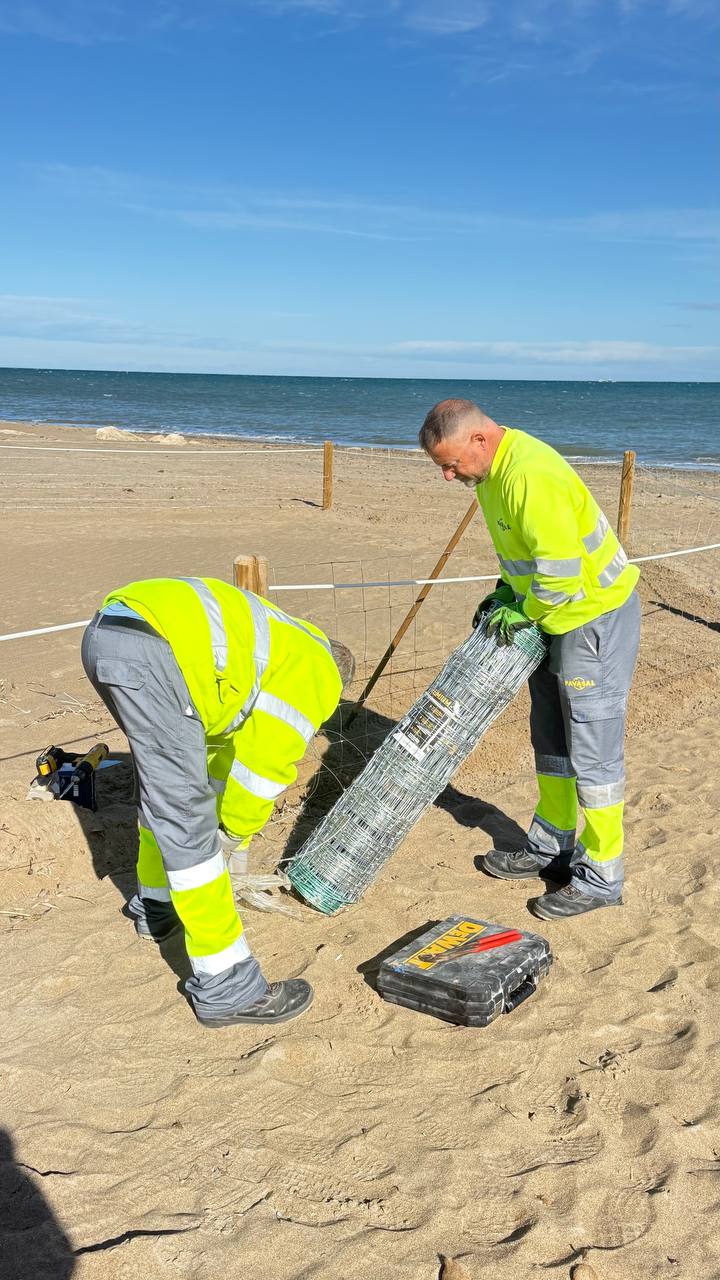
[128, 896, 182, 943]
[531, 884, 623, 920]
[134, 913, 182, 943]
[482, 847, 572, 883]
[197, 979, 314, 1028]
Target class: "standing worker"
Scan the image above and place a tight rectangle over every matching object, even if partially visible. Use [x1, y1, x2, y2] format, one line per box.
[81, 577, 354, 1025]
[419, 399, 640, 920]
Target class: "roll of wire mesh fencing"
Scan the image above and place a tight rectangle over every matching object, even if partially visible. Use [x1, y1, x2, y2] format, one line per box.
[287, 615, 548, 914]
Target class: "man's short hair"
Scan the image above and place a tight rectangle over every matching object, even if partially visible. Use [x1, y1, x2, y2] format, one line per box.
[418, 398, 481, 451]
[328, 639, 356, 692]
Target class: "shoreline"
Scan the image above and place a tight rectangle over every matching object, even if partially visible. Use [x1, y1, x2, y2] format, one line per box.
[1, 416, 719, 471]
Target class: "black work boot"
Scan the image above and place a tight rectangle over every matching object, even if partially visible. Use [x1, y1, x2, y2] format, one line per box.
[197, 979, 314, 1028]
[131, 901, 182, 943]
[531, 884, 623, 920]
[482, 847, 572, 883]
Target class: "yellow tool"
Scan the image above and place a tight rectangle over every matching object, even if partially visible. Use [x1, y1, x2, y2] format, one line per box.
[35, 745, 68, 777]
[35, 742, 111, 811]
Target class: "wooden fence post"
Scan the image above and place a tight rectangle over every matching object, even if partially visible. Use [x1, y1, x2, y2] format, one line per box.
[617, 449, 636, 545]
[322, 440, 334, 510]
[233, 554, 269, 597]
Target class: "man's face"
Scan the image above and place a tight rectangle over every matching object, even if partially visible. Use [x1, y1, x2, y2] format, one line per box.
[426, 429, 493, 487]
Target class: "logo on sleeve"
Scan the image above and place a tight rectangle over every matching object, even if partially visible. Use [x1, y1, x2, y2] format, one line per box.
[497, 518, 510, 531]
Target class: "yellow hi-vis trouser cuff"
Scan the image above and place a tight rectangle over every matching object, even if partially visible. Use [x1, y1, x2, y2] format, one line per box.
[578, 801, 624, 864]
[535, 773, 577, 838]
[170, 871, 243, 961]
[137, 824, 170, 893]
[137, 823, 243, 960]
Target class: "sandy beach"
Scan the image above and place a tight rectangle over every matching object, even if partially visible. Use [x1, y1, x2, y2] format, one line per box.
[2, 418, 720, 1280]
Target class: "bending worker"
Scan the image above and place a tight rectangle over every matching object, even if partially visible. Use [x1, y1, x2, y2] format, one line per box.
[81, 577, 354, 1026]
[419, 399, 640, 920]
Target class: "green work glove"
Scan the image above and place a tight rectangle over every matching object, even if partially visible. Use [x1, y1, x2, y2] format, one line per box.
[486, 603, 533, 646]
[472, 579, 516, 629]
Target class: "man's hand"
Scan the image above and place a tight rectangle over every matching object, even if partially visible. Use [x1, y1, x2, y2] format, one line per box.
[486, 603, 533, 646]
[472, 580, 516, 629]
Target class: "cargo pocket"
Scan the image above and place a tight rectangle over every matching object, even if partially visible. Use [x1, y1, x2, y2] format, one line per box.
[564, 696, 627, 782]
[95, 659, 147, 690]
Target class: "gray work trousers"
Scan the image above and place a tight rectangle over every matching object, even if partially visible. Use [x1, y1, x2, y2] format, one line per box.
[527, 590, 641, 900]
[81, 613, 268, 1018]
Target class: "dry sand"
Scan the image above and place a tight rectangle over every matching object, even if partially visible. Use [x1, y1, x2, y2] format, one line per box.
[1, 419, 719, 1280]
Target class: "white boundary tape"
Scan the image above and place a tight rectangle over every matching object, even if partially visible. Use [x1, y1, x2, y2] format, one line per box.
[2, 541, 719, 644]
[0, 443, 321, 456]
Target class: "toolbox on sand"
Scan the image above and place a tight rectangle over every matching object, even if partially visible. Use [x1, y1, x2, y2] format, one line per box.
[377, 915, 553, 1027]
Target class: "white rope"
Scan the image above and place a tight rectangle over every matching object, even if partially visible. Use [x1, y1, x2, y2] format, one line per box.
[629, 543, 720, 563]
[2, 541, 719, 643]
[0, 443, 321, 456]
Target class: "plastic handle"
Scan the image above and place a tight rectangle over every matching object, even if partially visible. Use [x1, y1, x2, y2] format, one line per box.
[503, 977, 537, 1013]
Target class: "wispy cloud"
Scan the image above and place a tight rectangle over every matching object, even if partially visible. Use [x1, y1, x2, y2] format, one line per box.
[0, 0, 716, 46]
[28, 162, 720, 249]
[2, 302, 717, 376]
[264, 336, 720, 368]
[387, 338, 720, 365]
[0, 294, 223, 348]
[679, 301, 720, 311]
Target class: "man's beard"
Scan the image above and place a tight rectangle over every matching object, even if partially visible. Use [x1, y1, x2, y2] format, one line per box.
[457, 475, 481, 488]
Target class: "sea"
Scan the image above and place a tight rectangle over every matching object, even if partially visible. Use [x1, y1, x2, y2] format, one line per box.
[1, 367, 718, 468]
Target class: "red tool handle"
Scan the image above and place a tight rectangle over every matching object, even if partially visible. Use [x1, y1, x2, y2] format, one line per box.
[473, 929, 524, 952]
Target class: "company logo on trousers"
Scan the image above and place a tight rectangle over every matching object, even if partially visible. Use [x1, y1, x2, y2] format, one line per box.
[564, 677, 596, 690]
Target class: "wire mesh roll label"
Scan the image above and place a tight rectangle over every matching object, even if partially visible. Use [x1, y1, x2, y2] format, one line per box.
[392, 688, 461, 762]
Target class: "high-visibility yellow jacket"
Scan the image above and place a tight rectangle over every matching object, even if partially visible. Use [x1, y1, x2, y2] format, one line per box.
[475, 429, 639, 635]
[103, 577, 342, 843]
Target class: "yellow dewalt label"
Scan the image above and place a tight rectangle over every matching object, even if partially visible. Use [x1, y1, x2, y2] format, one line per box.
[406, 920, 486, 970]
[564, 678, 596, 689]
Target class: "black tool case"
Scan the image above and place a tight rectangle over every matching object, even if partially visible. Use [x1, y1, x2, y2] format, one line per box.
[377, 914, 553, 1026]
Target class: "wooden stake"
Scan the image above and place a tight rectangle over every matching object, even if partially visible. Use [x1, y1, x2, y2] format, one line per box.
[617, 449, 636, 545]
[347, 499, 479, 723]
[233, 554, 269, 597]
[322, 440, 334, 510]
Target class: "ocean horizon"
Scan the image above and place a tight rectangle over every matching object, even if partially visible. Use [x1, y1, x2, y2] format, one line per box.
[1, 366, 718, 469]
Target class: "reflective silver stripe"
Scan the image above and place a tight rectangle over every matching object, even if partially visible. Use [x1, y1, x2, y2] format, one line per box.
[208, 774, 226, 794]
[189, 932, 252, 977]
[238, 590, 271, 678]
[219, 590, 273, 733]
[254, 690, 315, 744]
[166, 849, 225, 893]
[535, 753, 576, 779]
[535, 556, 582, 576]
[598, 548, 628, 587]
[230, 760, 286, 801]
[530, 582, 571, 605]
[582, 512, 609, 554]
[138, 883, 171, 902]
[528, 815, 576, 855]
[499, 555, 581, 578]
[266, 605, 332, 654]
[499, 555, 536, 576]
[577, 781, 625, 808]
[181, 577, 228, 672]
[573, 843, 624, 882]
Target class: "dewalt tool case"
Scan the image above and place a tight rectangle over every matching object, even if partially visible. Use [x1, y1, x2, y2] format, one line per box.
[377, 914, 552, 1026]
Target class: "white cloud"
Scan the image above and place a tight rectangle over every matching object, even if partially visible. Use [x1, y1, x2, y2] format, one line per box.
[2, 323, 718, 378]
[28, 163, 720, 247]
[0, 294, 224, 348]
[0, 0, 716, 45]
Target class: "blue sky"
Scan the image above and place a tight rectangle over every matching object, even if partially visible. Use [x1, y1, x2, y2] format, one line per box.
[0, 0, 717, 379]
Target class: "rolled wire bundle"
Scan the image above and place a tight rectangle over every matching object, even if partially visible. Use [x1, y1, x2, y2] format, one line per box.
[288, 615, 548, 914]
